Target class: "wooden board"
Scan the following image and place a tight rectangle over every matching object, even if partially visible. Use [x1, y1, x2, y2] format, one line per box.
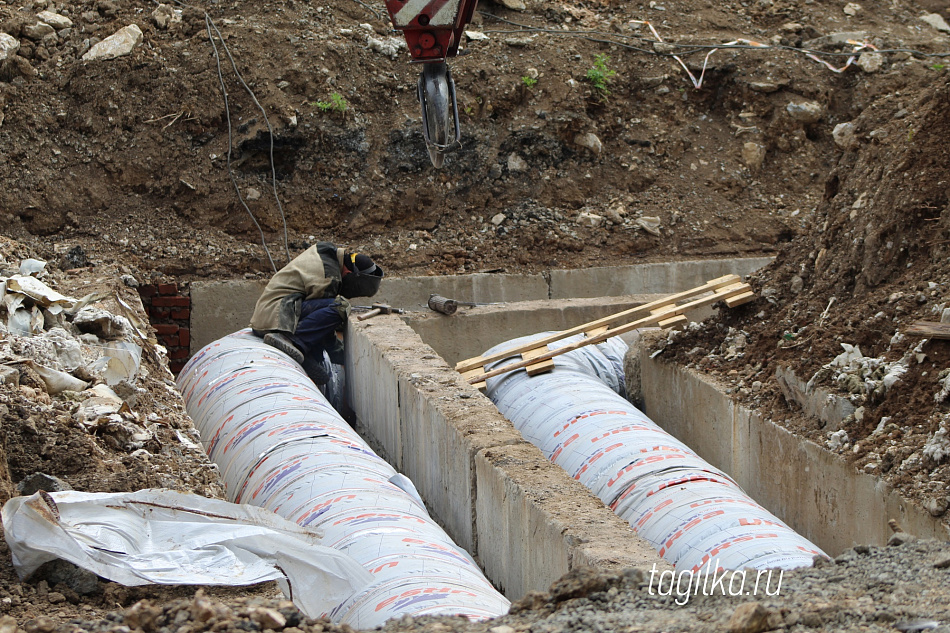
[462, 279, 754, 385]
[905, 321, 950, 340]
[455, 274, 745, 374]
[523, 346, 556, 376]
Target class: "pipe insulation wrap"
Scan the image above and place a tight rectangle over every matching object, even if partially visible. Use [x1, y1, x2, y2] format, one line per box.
[483, 333, 827, 572]
[177, 330, 510, 627]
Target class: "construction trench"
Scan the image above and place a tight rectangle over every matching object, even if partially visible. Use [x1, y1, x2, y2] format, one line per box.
[179, 257, 950, 624]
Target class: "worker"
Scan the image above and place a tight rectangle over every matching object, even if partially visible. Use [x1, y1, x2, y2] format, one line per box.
[250, 242, 383, 384]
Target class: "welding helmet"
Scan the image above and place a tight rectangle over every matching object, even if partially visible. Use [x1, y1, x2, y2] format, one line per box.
[340, 252, 384, 298]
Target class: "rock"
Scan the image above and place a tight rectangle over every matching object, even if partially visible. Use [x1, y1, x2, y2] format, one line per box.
[23, 22, 56, 40]
[0, 33, 19, 62]
[37, 559, 99, 594]
[935, 553, 950, 569]
[124, 600, 161, 630]
[925, 496, 948, 517]
[843, 2, 861, 16]
[490, 626, 516, 633]
[803, 32, 868, 48]
[36, 10, 72, 29]
[727, 602, 771, 633]
[191, 590, 216, 622]
[576, 212, 604, 228]
[887, 531, 915, 546]
[833, 121, 856, 148]
[246, 187, 261, 201]
[250, 608, 286, 630]
[464, 30, 489, 41]
[780, 22, 803, 32]
[152, 4, 175, 29]
[741, 142, 766, 171]
[22, 617, 56, 633]
[604, 206, 624, 224]
[0, 615, 17, 633]
[574, 132, 603, 155]
[920, 13, 950, 33]
[748, 82, 781, 93]
[857, 52, 883, 72]
[73, 307, 128, 339]
[16, 472, 72, 495]
[790, 275, 804, 293]
[490, 213, 506, 226]
[786, 100, 823, 123]
[82, 24, 143, 61]
[507, 153, 528, 173]
[496, 0, 526, 10]
[0, 366, 18, 387]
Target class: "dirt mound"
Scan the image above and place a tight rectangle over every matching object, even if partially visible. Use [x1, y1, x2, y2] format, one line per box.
[662, 73, 950, 519]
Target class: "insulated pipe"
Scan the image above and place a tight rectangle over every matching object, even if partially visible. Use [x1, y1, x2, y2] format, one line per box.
[483, 334, 827, 572]
[177, 330, 510, 627]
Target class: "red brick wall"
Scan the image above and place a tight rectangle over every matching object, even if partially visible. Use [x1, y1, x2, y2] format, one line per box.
[139, 283, 191, 374]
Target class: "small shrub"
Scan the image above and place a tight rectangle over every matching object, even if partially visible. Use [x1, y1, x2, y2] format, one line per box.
[521, 75, 538, 88]
[586, 53, 616, 99]
[313, 92, 348, 114]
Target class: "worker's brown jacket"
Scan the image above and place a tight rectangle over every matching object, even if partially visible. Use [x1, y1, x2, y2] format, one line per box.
[250, 243, 345, 333]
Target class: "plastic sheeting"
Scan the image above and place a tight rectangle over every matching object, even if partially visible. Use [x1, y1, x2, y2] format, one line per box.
[1, 489, 372, 618]
[177, 330, 510, 627]
[483, 333, 827, 572]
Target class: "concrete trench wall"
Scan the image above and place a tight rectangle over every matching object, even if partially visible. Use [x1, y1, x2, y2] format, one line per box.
[636, 353, 950, 554]
[344, 314, 666, 600]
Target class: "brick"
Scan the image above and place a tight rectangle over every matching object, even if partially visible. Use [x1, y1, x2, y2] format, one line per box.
[161, 335, 180, 348]
[157, 283, 179, 295]
[151, 296, 191, 308]
[169, 348, 190, 359]
[154, 324, 179, 336]
[169, 361, 187, 374]
[138, 285, 158, 298]
[179, 328, 190, 348]
[170, 308, 191, 320]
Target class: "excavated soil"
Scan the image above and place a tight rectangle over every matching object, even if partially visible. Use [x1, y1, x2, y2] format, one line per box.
[2, 0, 950, 629]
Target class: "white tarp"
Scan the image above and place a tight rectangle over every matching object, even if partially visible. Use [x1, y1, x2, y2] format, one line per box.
[1, 489, 373, 618]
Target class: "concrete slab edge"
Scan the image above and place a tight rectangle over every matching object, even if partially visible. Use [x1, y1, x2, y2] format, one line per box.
[346, 315, 667, 599]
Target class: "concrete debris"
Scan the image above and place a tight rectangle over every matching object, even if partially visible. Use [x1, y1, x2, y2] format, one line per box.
[574, 132, 603, 155]
[922, 423, 949, 464]
[73, 307, 131, 340]
[15, 472, 72, 496]
[0, 34, 20, 63]
[827, 429, 849, 451]
[491, 213, 507, 226]
[365, 35, 406, 60]
[576, 211, 604, 227]
[151, 4, 181, 30]
[727, 602, 771, 633]
[857, 52, 883, 73]
[22, 22, 56, 41]
[496, 0, 527, 11]
[741, 142, 766, 171]
[926, 496, 949, 517]
[833, 121, 857, 148]
[465, 30, 490, 41]
[786, 100, 823, 123]
[81, 24, 143, 61]
[920, 12, 950, 33]
[508, 153, 529, 173]
[775, 366, 855, 431]
[36, 10, 73, 30]
[842, 3, 861, 16]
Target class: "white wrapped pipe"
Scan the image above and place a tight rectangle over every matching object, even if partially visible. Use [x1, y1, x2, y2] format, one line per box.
[483, 334, 826, 571]
[177, 330, 509, 627]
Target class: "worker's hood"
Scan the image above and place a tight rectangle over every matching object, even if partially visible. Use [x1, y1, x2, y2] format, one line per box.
[340, 266, 383, 298]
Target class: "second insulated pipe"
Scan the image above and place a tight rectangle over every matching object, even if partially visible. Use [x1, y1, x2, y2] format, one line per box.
[177, 330, 510, 628]
[482, 333, 826, 572]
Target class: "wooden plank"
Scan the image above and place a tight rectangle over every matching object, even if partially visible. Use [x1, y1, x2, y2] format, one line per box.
[461, 368, 486, 382]
[725, 291, 756, 308]
[905, 321, 950, 340]
[657, 314, 688, 329]
[524, 346, 556, 376]
[455, 274, 745, 373]
[584, 325, 610, 337]
[466, 281, 753, 385]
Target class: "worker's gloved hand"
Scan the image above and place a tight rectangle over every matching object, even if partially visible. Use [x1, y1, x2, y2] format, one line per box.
[333, 296, 351, 325]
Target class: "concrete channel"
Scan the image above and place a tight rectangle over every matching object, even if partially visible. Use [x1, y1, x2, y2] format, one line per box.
[179, 256, 947, 601]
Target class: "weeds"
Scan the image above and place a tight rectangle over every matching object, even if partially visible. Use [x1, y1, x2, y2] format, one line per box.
[586, 54, 616, 100]
[313, 92, 348, 114]
[521, 75, 538, 88]
[932, 63, 946, 71]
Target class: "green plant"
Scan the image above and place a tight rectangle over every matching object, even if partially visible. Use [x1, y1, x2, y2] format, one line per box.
[586, 53, 616, 99]
[932, 63, 946, 71]
[521, 75, 538, 88]
[313, 92, 348, 114]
